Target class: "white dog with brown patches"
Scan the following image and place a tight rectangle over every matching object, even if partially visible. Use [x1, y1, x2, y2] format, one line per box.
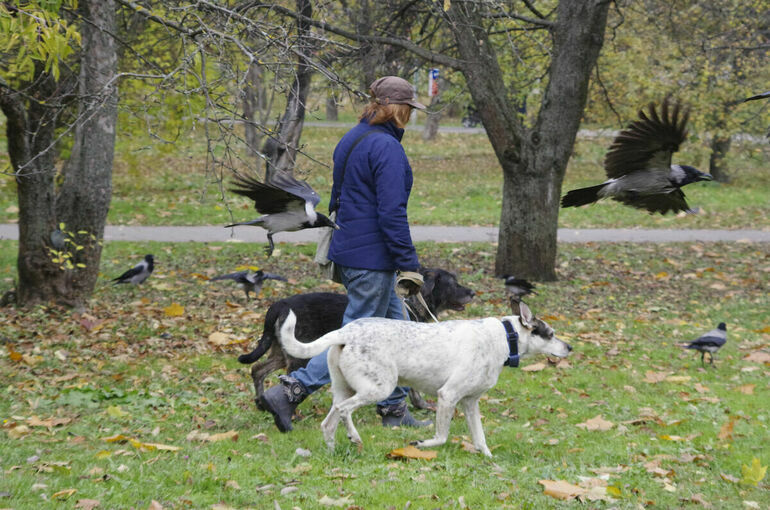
[277, 302, 571, 456]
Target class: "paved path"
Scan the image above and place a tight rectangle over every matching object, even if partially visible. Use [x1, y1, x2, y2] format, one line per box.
[1, 224, 768, 243]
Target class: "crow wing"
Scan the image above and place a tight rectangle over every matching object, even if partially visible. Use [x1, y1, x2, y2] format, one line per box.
[230, 173, 317, 215]
[211, 270, 250, 283]
[612, 188, 691, 215]
[743, 91, 770, 102]
[113, 264, 142, 282]
[268, 169, 321, 207]
[604, 99, 689, 180]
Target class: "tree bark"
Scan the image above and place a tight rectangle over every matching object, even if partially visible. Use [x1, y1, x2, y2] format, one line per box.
[242, 61, 263, 156]
[325, 94, 338, 121]
[265, 0, 313, 181]
[444, 1, 610, 280]
[708, 134, 732, 183]
[1, 0, 118, 308]
[422, 77, 443, 141]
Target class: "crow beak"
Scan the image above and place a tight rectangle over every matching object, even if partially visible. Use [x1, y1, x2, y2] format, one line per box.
[699, 172, 714, 181]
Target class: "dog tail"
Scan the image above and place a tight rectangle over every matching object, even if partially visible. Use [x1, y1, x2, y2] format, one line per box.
[561, 183, 605, 208]
[277, 310, 346, 359]
[237, 339, 270, 364]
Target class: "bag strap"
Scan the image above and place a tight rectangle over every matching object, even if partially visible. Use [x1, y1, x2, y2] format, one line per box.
[333, 129, 377, 212]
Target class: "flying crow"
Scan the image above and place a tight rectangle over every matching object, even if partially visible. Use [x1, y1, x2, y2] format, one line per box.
[681, 322, 727, 367]
[501, 275, 537, 301]
[112, 254, 154, 285]
[561, 98, 713, 215]
[743, 91, 770, 102]
[225, 170, 339, 256]
[210, 269, 287, 300]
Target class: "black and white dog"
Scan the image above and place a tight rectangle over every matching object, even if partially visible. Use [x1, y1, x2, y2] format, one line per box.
[276, 301, 572, 457]
[237, 268, 475, 408]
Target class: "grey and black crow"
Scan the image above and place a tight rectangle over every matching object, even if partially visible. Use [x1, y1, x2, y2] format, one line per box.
[743, 91, 770, 102]
[225, 170, 338, 256]
[501, 275, 537, 301]
[112, 254, 154, 285]
[561, 98, 713, 215]
[210, 269, 287, 300]
[681, 322, 727, 367]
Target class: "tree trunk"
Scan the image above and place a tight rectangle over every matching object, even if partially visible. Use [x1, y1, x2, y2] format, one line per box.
[708, 134, 731, 182]
[265, 0, 313, 181]
[325, 94, 338, 121]
[445, 1, 610, 280]
[1, 0, 118, 308]
[243, 61, 263, 156]
[422, 78, 443, 141]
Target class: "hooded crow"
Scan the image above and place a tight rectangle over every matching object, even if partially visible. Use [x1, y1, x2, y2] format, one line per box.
[743, 91, 770, 102]
[561, 98, 713, 215]
[225, 170, 339, 257]
[681, 322, 727, 367]
[112, 254, 154, 285]
[501, 275, 537, 301]
[210, 269, 287, 300]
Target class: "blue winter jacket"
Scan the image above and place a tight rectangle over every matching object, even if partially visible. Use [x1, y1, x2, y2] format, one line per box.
[327, 118, 420, 271]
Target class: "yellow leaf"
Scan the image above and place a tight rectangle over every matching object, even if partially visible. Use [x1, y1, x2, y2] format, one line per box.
[102, 434, 130, 443]
[740, 458, 767, 486]
[94, 450, 112, 459]
[206, 430, 239, 442]
[52, 489, 77, 500]
[163, 302, 184, 317]
[208, 331, 232, 346]
[538, 479, 588, 500]
[736, 384, 755, 395]
[106, 406, 129, 418]
[443, 0, 451, 11]
[665, 375, 691, 383]
[655, 271, 668, 279]
[386, 445, 437, 460]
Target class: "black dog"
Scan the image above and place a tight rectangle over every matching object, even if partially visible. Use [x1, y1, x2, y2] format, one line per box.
[238, 268, 474, 409]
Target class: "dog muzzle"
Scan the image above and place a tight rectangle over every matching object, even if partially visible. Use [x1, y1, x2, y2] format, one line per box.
[502, 319, 519, 368]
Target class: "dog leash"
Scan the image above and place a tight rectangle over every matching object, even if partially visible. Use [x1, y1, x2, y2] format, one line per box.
[401, 293, 439, 323]
[502, 319, 520, 367]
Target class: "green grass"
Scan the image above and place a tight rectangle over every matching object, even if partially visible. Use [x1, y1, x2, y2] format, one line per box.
[1, 122, 768, 229]
[1, 240, 768, 508]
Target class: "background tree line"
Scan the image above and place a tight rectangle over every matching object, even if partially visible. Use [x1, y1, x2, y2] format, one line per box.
[1, 0, 767, 308]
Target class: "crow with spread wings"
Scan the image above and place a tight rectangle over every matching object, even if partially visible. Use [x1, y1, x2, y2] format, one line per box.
[561, 98, 712, 215]
[225, 170, 338, 256]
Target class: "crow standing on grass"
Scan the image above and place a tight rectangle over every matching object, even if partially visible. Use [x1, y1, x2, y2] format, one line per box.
[210, 269, 287, 300]
[561, 98, 713, 215]
[501, 275, 537, 302]
[681, 322, 727, 367]
[112, 254, 154, 285]
[225, 171, 339, 257]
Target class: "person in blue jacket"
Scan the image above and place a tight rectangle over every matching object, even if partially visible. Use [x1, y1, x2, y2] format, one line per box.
[260, 76, 430, 431]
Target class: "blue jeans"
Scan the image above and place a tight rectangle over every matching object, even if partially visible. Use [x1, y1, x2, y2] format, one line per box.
[291, 265, 409, 406]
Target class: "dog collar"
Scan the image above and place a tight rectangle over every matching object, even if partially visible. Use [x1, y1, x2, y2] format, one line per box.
[502, 319, 520, 368]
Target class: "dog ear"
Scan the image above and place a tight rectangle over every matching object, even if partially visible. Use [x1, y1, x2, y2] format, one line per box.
[518, 301, 534, 329]
[420, 269, 437, 297]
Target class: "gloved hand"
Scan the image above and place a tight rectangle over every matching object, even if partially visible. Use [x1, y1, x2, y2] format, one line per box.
[395, 270, 424, 297]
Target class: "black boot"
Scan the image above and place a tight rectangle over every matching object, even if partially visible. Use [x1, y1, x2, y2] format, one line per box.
[259, 375, 308, 432]
[377, 401, 432, 428]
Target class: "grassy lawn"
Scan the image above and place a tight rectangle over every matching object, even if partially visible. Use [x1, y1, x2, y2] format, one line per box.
[1, 240, 768, 508]
[1, 122, 768, 229]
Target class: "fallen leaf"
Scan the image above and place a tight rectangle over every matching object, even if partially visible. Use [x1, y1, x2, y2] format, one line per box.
[7, 425, 30, 439]
[665, 375, 692, 383]
[318, 495, 354, 507]
[386, 445, 437, 460]
[208, 331, 232, 346]
[148, 501, 163, 510]
[207, 430, 239, 442]
[52, 489, 77, 500]
[736, 384, 755, 395]
[720, 472, 740, 483]
[163, 302, 185, 317]
[743, 351, 770, 364]
[718, 417, 737, 441]
[684, 493, 711, 508]
[643, 371, 671, 383]
[27, 416, 73, 428]
[740, 457, 767, 486]
[75, 499, 100, 510]
[521, 362, 546, 372]
[576, 415, 614, 431]
[538, 479, 587, 500]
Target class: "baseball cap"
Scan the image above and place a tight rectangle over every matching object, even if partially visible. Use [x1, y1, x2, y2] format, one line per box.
[370, 76, 426, 110]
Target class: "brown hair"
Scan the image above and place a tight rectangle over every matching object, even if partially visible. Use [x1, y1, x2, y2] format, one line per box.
[360, 102, 412, 129]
